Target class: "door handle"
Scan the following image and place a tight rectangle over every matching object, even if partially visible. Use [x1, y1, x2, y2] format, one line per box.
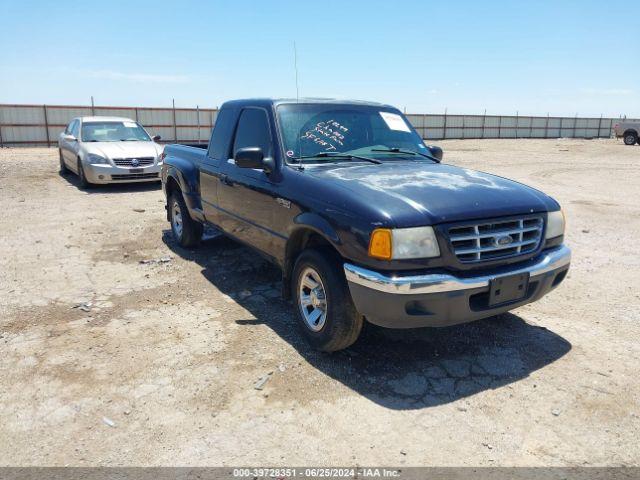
[220, 174, 233, 186]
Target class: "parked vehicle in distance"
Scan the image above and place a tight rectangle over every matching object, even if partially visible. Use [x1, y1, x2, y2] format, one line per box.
[58, 116, 164, 187]
[613, 121, 640, 145]
[161, 98, 571, 352]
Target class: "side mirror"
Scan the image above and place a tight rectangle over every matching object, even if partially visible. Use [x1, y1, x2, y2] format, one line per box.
[63, 134, 77, 142]
[152, 135, 161, 142]
[234, 147, 274, 172]
[427, 145, 443, 162]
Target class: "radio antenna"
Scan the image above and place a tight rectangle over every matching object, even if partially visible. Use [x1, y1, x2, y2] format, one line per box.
[293, 41, 303, 169]
[293, 41, 300, 102]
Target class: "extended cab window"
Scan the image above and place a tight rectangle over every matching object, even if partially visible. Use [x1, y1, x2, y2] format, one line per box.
[233, 108, 272, 158]
[208, 109, 235, 160]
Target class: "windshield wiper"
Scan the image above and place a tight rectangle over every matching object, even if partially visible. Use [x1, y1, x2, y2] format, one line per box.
[295, 152, 382, 165]
[119, 139, 140, 141]
[371, 147, 438, 161]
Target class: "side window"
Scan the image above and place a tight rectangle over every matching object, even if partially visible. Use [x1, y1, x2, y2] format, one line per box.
[232, 108, 272, 158]
[65, 121, 74, 134]
[207, 109, 235, 161]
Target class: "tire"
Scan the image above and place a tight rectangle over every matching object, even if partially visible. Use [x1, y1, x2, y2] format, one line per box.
[59, 150, 68, 174]
[77, 159, 92, 189]
[168, 190, 203, 248]
[291, 248, 363, 352]
[623, 131, 638, 145]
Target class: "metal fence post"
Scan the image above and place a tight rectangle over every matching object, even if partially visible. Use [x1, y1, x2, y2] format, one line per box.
[597, 114, 603, 138]
[573, 113, 578, 138]
[443, 108, 447, 140]
[197, 105, 201, 144]
[544, 113, 549, 138]
[43, 104, 50, 147]
[498, 115, 502, 138]
[461, 115, 465, 140]
[172, 99, 177, 143]
[515, 111, 519, 139]
[423, 113, 427, 140]
[481, 109, 486, 139]
[0, 124, 3, 148]
[91, 96, 95, 116]
[134, 107, 139, 123]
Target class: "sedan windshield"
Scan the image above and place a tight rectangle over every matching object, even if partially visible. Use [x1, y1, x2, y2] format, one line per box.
[81, 121, 150, 142]
[277, 104, 433, 163]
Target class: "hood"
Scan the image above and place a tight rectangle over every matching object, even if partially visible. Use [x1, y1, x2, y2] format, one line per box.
[305, 161, 558, 226]
[84, 141, 163, 160]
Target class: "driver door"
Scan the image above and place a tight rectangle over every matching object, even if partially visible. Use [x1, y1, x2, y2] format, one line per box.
[217, 107, 282, 260]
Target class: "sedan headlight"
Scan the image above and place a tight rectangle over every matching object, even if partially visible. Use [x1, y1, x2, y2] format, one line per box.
[86, 153, 109, 165]
[545, 210, 565, 239]
[369, 226, 440, 260]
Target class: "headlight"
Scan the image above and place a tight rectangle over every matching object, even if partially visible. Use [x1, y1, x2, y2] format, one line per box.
[87, 153, 109, 165]
[369, 226, 440, 260]
[545, 210, 565, 239]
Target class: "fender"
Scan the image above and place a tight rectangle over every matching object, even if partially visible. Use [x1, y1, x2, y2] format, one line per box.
[290, 211, 342, 246]
[163, 160, 203, 221]
[281, 212, 346, 299]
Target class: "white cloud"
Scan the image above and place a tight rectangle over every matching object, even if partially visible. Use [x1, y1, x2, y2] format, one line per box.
[85, 70, 189, 83]
[580, 87, 634, 96]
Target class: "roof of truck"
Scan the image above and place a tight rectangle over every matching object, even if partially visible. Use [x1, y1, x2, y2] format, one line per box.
[220, 98, 394, 109]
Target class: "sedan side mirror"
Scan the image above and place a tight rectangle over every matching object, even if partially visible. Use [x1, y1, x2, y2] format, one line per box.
[63, 134, 77, 142]
[152, 135, 161, 142]
[427, 145, 443, 162]
[234, 147, 275, 173]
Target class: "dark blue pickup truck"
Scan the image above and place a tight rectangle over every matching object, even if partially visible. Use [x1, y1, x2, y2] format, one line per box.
[161, 98, 570, 351]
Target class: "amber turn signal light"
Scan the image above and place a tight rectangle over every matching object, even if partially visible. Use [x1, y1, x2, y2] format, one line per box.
[368, 228, 392, 260]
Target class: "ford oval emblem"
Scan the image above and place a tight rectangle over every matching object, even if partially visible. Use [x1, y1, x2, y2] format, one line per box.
[494, 234, 513, 247]
[131, 158, 139, 167]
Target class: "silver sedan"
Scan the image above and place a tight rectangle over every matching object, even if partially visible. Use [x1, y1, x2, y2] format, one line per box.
[58, 116, 164, 187]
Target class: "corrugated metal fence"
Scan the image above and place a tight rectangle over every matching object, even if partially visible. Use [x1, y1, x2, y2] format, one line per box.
[0, 103, 217, 147]
[0, 102, 632, 147]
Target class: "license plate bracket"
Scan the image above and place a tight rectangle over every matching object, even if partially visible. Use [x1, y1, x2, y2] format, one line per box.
[129, 168, 143, 173]
[489, 272, 530, 306]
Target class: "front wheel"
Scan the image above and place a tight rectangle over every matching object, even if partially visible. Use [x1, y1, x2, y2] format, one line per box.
[169, 191, 203, 247]
[292, 249, 363, 352]
[623, 132, 638, 145]
[59, 150, 68, 174]
[77, 159, 92, 189]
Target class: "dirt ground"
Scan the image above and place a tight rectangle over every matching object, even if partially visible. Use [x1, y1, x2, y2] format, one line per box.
[0, 139, 638, 467]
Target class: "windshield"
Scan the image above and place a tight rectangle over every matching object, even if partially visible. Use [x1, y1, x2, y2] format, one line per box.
[81, 121, 151, 142]
[277, 104, 432, 163]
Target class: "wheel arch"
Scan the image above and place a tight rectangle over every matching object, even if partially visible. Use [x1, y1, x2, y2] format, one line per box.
[283, 214, 344, 300]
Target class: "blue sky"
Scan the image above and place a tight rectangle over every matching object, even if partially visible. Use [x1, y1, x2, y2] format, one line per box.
[1, 0, 637, 116]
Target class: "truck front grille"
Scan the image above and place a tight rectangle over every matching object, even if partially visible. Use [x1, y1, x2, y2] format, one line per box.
[448, 216, 544, 263]
[113, 157, 155, 166]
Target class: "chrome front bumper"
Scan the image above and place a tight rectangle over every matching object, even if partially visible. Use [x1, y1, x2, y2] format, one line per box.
[344, 245, 571, 295]
[343, 245, 571, 328]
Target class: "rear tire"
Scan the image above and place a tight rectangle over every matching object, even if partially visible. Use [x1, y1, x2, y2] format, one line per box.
[77, 159, 92, 189]
[292, 248, 363, 352]
[169, 190, 203, 248]
[623, 131, 638, 145]
[59, 150, 68, 174]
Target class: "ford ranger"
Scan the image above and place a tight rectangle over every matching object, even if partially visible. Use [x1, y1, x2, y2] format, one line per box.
[161, 98, 571, 352]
